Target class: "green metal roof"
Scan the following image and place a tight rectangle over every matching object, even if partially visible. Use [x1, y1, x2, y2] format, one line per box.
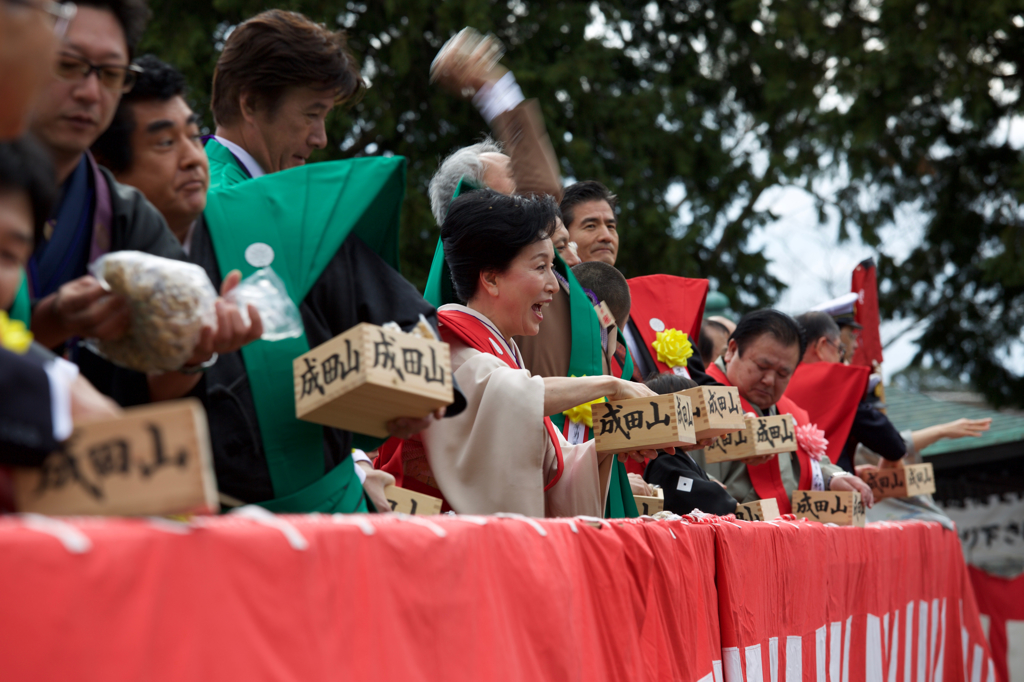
[883, 386, 1024, 457]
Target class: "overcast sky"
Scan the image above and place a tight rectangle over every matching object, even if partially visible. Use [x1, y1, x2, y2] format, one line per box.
[746, 115, 1024, 382]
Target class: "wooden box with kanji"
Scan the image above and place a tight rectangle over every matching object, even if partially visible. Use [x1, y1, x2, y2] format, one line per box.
[13, 399, 219, 516]
[791, 490, 866, 527]
[861, 463, 936, 500]
[592, 393, 696, 454]
[734, 498, 781, 522]
[634, 494, 665, 516]
[678, 385, 746, 440]
[704, 414, 798, 463]
[294, 323, 454, 438]
[384, 485, 443, 515]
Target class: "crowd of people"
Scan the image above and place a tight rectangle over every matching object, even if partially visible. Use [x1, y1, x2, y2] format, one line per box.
[0, 0, 991, 519]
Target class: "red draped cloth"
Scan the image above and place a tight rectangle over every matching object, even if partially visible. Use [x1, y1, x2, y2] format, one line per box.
[784, 362, 869, 466]
[626, 275, 709, 374]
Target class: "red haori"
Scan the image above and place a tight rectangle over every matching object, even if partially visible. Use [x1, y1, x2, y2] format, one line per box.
[626, 275, 709, 374]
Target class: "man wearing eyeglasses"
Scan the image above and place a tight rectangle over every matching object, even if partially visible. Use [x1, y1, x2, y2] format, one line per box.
[791, 311, 906, 473]
[23, 0, 260, 407]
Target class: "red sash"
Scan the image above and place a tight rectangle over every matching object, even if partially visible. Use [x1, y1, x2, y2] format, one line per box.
[705, 364, 814, 514]
[375, 310, 564, 502]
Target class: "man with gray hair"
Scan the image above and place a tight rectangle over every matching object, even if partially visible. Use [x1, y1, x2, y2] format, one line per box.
[427, 29, 562, 223]
[428, 137, 510, 225]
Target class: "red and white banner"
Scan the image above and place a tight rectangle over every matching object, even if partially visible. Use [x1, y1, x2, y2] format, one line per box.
[714, 519, 993, 682]
[0, 514, 989, 682]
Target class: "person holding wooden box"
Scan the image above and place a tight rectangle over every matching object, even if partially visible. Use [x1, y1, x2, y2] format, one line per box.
[154, 13, 466, 513]
[425, 33, 643, 518]
[697, 309, 876, 513]
[379, 190, 666, 517]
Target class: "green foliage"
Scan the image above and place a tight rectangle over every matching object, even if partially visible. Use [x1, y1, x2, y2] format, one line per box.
[140, 0, 787, 307]
[140, 0, 1024, 405]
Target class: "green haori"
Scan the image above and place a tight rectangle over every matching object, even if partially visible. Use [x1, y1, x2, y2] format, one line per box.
[202, 139, 406, 512]
[10, 274, 30, 325]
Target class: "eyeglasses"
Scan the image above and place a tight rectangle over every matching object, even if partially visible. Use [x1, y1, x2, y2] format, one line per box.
[5, 0, 77, 37]
[54, 52, 143, 93]
[823, 337, 846, 361]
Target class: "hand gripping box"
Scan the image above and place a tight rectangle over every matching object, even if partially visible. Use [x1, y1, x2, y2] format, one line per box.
[862, 463, 936, 500]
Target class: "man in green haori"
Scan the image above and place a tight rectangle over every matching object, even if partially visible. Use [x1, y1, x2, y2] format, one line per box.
[188, 11, 462, 514]
[426, 31, 640, 518]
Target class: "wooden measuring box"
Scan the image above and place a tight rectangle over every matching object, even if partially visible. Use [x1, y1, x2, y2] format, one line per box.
[679, 385, 746, 440]
[704, 414, 798, 463]
[295, 322, 454, 438]
[383, 485, 443, 515]
[13, 399, 218, 516]
[593, 393, 696, 454]
[634, 495, 665, 516]
[734, 498, 781, 521]
[792, 490, 866, 527]
[862, 463, 936, 500]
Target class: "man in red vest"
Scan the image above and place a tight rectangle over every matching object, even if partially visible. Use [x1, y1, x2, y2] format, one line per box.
[698, 309, 875, 512]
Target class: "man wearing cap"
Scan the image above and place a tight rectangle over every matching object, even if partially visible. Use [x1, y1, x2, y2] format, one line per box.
[809, 292, 862, 363]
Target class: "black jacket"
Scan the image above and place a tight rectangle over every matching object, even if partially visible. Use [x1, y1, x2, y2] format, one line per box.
[836, 400, 907, 472]
[0, 346, 58, 465]
[624, 318, 719, 386]
[644, 450, 738, 516]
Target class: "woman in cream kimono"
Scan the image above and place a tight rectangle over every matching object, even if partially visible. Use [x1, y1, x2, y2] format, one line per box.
[379, 190, 666, 517]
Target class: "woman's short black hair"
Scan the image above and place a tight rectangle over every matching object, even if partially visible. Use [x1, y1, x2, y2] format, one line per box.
[0, 137, 57, 247]
[441, 189, 560, 303]
[644, 371, 698, 395]
[732, 309, 807, 359]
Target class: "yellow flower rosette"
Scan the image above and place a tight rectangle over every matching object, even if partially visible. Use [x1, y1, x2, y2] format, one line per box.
[563, 397, 607, 428]
[652, 328, 693, 368]
[0, 311, 32, 354]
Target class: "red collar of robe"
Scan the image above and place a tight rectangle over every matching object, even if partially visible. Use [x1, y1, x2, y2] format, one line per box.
[375, 310, 564, 502]
[626, 275, 709, 374]
[705, 362, 814, 514]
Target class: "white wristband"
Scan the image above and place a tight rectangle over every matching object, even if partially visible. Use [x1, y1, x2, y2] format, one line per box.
[472, 71, 525, 125]
[43, 356, 79, 442]
[351, 449, 372, 485]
